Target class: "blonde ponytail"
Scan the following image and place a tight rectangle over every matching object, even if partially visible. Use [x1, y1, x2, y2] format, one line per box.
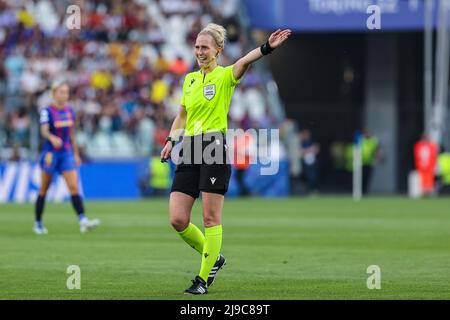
[198, 23, 227, 50]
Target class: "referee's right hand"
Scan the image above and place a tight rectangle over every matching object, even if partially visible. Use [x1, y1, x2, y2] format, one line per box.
[160, 142, 173, 163]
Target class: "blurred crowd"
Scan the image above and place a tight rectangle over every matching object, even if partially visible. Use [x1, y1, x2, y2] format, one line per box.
[0, 0, 274, 161]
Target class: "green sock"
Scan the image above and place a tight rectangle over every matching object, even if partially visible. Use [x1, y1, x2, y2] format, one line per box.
[178, 223, 205, 254]
[199, 225, 222, 283]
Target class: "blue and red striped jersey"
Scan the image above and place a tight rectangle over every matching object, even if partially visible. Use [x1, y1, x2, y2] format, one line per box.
[40, 105, 75, 152]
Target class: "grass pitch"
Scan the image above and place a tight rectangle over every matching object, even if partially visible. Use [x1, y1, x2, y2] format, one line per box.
[1, 197, 449, 300]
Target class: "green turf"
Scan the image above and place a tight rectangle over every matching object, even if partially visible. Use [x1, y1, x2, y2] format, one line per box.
[1, 197, 450, 300]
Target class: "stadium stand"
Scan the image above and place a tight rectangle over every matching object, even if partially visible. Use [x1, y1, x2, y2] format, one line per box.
[0, 0, 281, 162]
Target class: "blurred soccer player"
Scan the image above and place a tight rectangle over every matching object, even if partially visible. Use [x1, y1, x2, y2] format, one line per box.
[160, 24, 291, 294]
[414, 133, 438, 196]
[33, 81, 100, 235]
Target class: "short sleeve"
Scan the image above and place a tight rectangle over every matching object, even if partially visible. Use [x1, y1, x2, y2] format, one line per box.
[40, 108, 49, 124]
[225, 65, 242, 87]
[180, 76, 187, 107]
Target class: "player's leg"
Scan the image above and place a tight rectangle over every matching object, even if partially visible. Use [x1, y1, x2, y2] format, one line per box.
[61, 169, 82, 216]
[198, 192, 225, 284]
[188, 161, 231, 291]
[33, 171, 53, 234]
[184, 192, 225, 295]
[170, 162, 211, 294]
[34, 151, 57, 234]
[170, 162, 204, 253]
[61, 169, 100, 232]
[422, 171, 434, 196]
[170, 191, 205, 253]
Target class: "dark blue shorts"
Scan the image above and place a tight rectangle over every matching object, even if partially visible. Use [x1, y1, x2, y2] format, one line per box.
[39, 150, 76, 175]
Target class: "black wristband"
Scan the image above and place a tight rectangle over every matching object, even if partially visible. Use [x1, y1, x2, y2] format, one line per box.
[165, 136, 175, 148]
[260, 41, 274, 55]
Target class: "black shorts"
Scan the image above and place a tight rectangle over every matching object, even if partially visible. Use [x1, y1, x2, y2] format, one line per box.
[170, 133, 232, 199]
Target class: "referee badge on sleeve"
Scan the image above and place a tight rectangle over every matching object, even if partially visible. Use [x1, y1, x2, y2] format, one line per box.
[203, 84, 216, 101]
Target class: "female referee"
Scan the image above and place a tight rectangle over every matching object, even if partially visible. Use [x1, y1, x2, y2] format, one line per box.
[160, 24, 291, 294]
[34, 81, 100, 235]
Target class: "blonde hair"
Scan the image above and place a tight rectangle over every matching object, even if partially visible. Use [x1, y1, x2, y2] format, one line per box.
[51, 80, 68, 93]
[198, 23, 227, 50]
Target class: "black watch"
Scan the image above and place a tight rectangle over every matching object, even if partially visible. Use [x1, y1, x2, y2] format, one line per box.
[165, 136, 175, 148]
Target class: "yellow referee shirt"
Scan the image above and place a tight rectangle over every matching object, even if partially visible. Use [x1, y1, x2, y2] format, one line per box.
[181, 65, 242, 136]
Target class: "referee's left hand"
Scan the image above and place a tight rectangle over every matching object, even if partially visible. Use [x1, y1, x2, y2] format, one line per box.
[268, 29, 292, 49]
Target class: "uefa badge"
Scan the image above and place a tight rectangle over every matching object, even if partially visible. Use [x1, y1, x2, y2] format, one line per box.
[203, 84, 216, 101]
